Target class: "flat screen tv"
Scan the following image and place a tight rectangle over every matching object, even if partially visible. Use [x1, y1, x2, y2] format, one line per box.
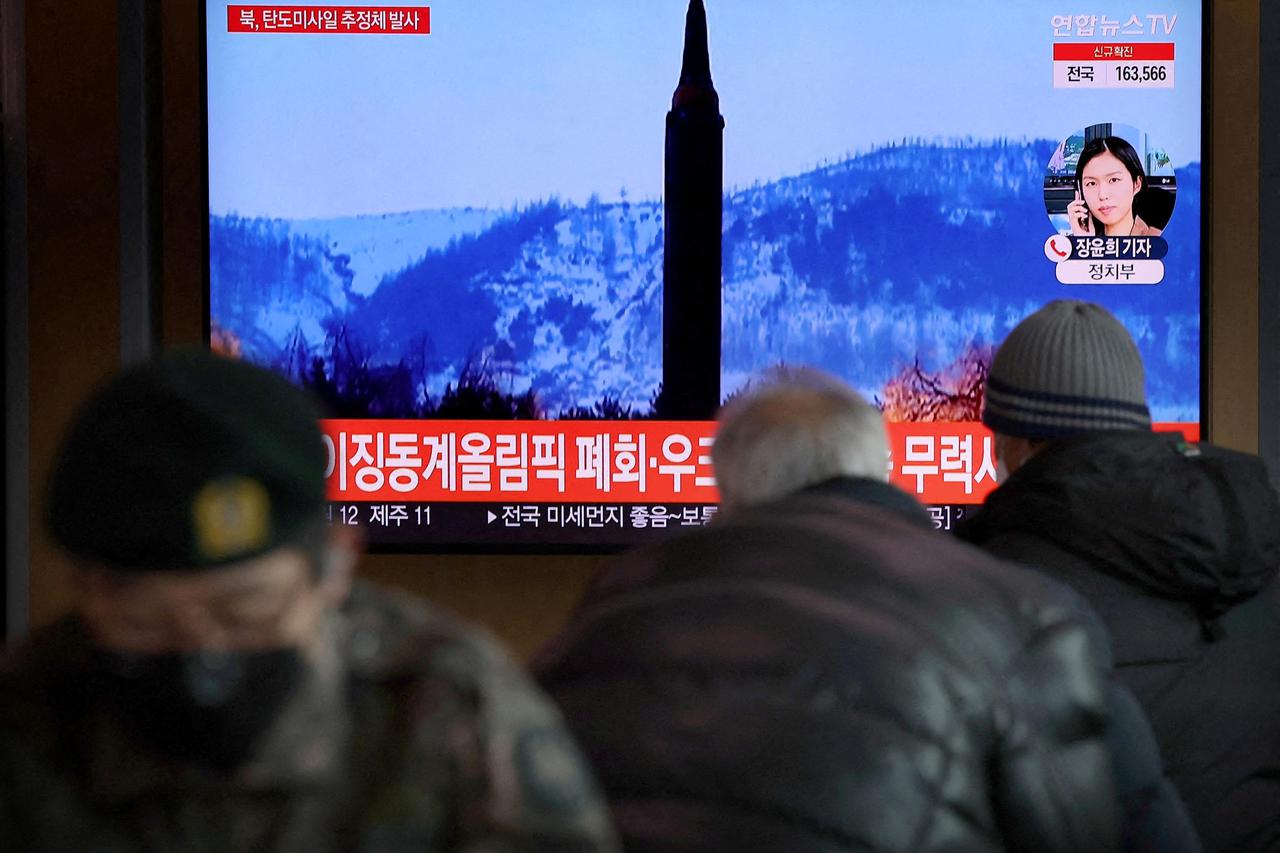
[205, 1, 1203, 549]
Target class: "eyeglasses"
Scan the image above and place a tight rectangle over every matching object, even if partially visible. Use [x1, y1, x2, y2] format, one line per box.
[82, 559, 321, 652]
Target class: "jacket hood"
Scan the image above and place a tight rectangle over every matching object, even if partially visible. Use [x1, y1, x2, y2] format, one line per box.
[962, 431, 1280, 614]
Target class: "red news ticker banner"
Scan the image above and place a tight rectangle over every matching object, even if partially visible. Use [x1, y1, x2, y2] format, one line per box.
[323, 420, 1199, 506]
[227, 5, 429, 34]
[1052, 42, 1174, 61]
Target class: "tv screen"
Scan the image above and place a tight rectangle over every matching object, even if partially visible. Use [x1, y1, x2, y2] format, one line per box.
[206, 1, 1202, 548]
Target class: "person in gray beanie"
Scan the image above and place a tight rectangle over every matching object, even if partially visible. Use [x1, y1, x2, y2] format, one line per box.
[957, 300, 1280, 853]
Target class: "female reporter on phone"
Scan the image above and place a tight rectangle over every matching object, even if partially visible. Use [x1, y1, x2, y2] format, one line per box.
[1067, 136, 1163, 237]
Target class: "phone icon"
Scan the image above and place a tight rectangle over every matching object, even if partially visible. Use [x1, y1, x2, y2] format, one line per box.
[1044, 235, 1072, 263]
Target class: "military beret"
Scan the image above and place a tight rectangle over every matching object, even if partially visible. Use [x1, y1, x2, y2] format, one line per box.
[48, 350, 328, 571]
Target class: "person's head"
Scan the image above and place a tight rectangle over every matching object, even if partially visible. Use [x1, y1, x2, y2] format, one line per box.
[711, 367, 888, 514]
[982, 300, 1150, 478]
[47, 350, 356, 768]
[1075, 135, 1146, 235]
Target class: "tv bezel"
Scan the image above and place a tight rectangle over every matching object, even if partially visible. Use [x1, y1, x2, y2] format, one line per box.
[197, 0, 1211, 555]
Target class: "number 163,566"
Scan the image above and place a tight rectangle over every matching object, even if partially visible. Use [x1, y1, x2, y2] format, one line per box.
[1117, 64, 1168, 82]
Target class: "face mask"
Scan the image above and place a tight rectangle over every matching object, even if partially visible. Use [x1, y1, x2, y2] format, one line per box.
[92, 647, 305, 772]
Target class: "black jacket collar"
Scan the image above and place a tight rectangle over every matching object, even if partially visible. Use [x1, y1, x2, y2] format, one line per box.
[799, 476, 934, 530]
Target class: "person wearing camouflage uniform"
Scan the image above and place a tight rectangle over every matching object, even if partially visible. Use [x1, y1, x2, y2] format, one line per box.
[0, 351, 617, 852]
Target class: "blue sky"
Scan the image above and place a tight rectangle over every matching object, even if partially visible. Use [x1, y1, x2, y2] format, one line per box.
[207, 0, 1202, 217]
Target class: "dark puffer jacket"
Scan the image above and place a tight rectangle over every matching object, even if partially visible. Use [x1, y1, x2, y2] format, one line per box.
[536, 478, 1121, 852]
[958, 431, 1280, 853]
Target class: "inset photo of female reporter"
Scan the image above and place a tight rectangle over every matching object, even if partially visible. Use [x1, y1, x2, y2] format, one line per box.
[1044, 123, 1177, 238]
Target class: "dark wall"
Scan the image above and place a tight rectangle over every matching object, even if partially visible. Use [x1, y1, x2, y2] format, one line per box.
[2, 0, 10, 638]
[1261, 0, 1280, 482]
[1209, 0, 1261, 452]
[23, 0, 124, 634]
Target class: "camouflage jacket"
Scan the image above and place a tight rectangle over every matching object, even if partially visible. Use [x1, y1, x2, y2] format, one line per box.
[0, 582, 618, 853]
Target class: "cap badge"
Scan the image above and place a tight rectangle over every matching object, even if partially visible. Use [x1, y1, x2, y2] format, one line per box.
[192, 476, 271, 561]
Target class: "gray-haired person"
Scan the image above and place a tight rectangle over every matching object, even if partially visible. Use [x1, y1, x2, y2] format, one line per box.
[535, 367, 1129, 852]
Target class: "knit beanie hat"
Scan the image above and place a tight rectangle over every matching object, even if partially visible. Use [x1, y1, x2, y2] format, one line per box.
[48, 350, 328, 571]
[982, 300, 1151, 439]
